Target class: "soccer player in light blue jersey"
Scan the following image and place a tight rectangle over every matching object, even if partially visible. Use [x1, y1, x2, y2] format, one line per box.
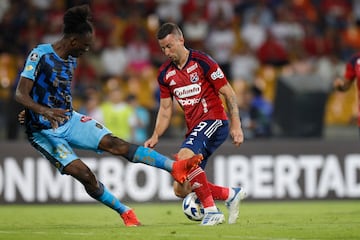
[15, 5, 202, 227]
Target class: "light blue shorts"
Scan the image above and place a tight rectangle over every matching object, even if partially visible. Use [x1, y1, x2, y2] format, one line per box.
[27, 111, 111, 173]
[180, 119, 229, 169]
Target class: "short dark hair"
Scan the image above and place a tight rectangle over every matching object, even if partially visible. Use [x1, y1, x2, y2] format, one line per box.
[63, 4, 93, 35]
[157, 22, 183, 40]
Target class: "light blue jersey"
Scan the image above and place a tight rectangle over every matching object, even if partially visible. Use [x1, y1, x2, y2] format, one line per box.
[21, 43, 76, 130]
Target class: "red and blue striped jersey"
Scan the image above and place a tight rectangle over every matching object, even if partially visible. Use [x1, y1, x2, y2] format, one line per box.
[157, 49, 228, 135]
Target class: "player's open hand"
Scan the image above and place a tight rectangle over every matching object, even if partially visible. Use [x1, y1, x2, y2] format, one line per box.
[231, 128, 244, 147]
[144, 135, 159, 148]
[18, 110, 26, 125]
[42, 108, 70, 129]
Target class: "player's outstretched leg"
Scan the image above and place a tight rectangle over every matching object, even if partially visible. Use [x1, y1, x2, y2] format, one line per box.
[131, 146, 203, 183]
[171, 154, 203, 183]
[120, 209, 141, 227]
[90, 181, 141, 227]
[225, 187, 247, 224]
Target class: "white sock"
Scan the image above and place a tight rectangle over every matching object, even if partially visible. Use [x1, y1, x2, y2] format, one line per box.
[204, 206, 218, 213]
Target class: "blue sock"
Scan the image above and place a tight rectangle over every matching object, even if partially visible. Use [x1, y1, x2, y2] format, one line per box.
[132, 146, 173, 172]
[96, 182, 129, 214]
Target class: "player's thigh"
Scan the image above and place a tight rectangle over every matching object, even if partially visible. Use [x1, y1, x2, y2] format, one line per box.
[66, 111, 111, 151]
[28, 131, 79, 173]
[181, 120, 229, 167]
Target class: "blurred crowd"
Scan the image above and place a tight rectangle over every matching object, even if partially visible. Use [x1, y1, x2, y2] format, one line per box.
[0, 0, 359, 141]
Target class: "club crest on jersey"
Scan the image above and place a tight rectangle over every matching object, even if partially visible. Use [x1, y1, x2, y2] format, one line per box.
[190, 72, 199, 83]
[210, 67, 224, 80]
[30, 52, 39, 61]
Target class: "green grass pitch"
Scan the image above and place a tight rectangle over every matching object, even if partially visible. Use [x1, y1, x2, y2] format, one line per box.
[0, 200, 359, 240]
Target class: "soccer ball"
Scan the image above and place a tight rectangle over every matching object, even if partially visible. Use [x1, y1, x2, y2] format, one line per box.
[182, 192, 204, 221]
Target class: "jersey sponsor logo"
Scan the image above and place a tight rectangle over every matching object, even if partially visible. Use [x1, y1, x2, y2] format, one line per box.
[187, 63, 198, 73]
[190, 72, 199, 83]
[178, 98, 201, 106]
[210, 67, 224, 80]
[166, 70, 176, 79]
[174, 84, 201, 98]
[80, 116, 92, 122]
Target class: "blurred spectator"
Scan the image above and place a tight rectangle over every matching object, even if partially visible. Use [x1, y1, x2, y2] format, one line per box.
[30, 0, 54, 10]
[78, 86, 102, 121]
[206, 12, 236, 79]
[234, 81, 255, 139]
[230, 42, 260, 83]
[302, 23, 336, 58]
[97, 77, 136, 141]
[256, 31, 289, 67]
[125, 30, 152, 75]
[181, 0, 208, 21]
[99, 36, 128, 78]
[0, 0, 10, 21]
[320, 0, 352, 30]
[207, 0, 234, 23]
[73, 57, 99, 94]
[91, 0, 117, 48]
[241, 0, 274, 29]
[126, 94, 150, 144]
[269, 5, 305, 50]
[5, 54, 24, 140]
[182, 9, 208, 51]
[41, 1, 64, 44]
[250, 85, 273, 138]
[155, 0, 185, 23]
[240, 13, 267, 51]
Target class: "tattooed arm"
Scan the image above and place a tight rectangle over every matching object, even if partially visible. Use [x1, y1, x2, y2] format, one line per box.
[219, 82, 244, 147]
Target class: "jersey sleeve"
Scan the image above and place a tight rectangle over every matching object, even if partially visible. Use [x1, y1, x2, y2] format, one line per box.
[201, 54, 228, 91]
[157, 67, 172, 99]
[20, 49, 42, 81]
[344, 54, 359, 82]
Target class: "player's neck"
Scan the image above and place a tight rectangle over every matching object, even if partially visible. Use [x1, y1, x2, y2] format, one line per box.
[52, 40, 69, 60]
[177, 49, 189, 69]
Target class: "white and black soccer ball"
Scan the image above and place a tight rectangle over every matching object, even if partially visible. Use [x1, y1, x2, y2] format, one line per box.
[182, 192, 204, 221]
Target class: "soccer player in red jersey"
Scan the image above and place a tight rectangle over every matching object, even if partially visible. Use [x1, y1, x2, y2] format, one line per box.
[333, 53, 360, 132]
[144, 23, 246, 225]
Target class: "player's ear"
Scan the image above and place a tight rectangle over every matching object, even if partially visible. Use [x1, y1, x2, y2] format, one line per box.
[69, 36, 78, 47]
[178, 35, 185, 44]
[70, 35, 80, 47]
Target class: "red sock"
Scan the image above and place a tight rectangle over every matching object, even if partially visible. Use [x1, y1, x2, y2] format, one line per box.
[207, 182, 229, 201]
[187, 167, 215, 208]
